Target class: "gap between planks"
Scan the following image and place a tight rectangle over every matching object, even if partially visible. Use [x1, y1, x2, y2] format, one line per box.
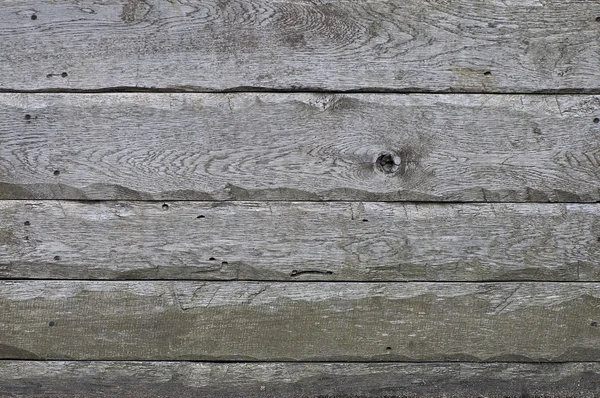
[4, 89, 600, 95]
[2, 359, 600, 364]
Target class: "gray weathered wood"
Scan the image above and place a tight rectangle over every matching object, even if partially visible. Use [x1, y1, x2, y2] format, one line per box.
[0, 281, 598, 361]
[2, 93, 600, 201]
[2, 201, 600, 281]
[1, 0, 600, 92]
[2, 361, 600, 398]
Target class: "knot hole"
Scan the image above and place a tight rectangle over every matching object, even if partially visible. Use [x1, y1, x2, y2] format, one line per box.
[376, 153, 400, 174]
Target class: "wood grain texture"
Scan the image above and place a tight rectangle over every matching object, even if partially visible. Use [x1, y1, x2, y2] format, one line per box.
[2, 201, 600, 281]
[2, 361, 600, 398]
[2, 93, 600, 201]
[1, 0, 600, 92]
[0, 281, 598, 361]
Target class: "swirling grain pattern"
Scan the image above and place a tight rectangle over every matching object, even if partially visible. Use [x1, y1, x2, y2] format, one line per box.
[1, 93, 599, 201]
[0, 0, 599, 91]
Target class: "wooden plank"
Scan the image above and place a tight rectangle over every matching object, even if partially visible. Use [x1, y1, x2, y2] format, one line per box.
[1, 0, 600, 92]
[2, 361, 600, 398]
[0, 281, 598, 361]
[2, 93, 600, 201]
[2, 201, 599, 281]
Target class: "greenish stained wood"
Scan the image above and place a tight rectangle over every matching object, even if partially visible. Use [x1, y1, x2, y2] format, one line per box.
[0, 281, 598, 361]
[1, 361, 600, 398]
[2, 94, 600, 201]
[1, 201, 599, 281]
[0, 0, 599, 92]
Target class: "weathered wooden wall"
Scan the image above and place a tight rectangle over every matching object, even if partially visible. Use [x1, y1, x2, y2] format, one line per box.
[1, 0, 600, 397]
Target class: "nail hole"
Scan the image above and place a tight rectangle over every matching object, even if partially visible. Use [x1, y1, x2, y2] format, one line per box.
[596, 17, 600, 22]
[594, 118, 599, 124]
[53, 170, 60, 176]
[24, 114, 31, 120]
[24, 236, 29, 240]
[484, 71, 492, 76]
[61, 72, 68, 78]
[209, 257, 216, 261]
[31, 14, 37, 20]
[162, 203, 169, 210]
[24, 221, 30, 226]
[54, 256, 60, 261]
[375, 153, 399, 174]
[290, 270, 333, 277]
[48, 321, 55, 327]
[386, 346, 392, 350]
[362, 219, 368, 222]
[592, 321, 598, 327]
[221, 261, 228, 265]
[197, 215, 205, 218]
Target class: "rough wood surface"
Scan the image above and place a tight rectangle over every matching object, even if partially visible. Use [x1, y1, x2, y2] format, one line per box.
[0, 281, 598, 361]
[2, 361, 600, 398]
[1, 0, 600, 92]
[2, 93, 600, 201]
[2, 201, 600, 281]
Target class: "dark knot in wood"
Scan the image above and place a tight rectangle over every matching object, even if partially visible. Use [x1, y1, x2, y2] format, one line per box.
[376, 153, 400, 174]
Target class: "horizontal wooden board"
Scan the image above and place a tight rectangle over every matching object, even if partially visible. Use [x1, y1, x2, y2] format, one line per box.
[2, 361, 600, 398]
[2, 201, 600, 281]
[0, 281, 598, 361]
[1, 0, 600, 92]
[2, 93, 600, 201]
